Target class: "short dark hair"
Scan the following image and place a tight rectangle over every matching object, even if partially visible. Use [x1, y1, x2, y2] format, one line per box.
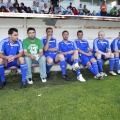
[27, 27, 36, 33]
[46, 27, 53, 32]
[8, 28, 18, 35]
[77, 30, 83, 35]
[21, 2, 24, 6]
[62, 30, 69, 35]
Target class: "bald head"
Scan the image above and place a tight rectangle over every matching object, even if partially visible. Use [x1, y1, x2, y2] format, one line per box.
[98, 31, 105, 40]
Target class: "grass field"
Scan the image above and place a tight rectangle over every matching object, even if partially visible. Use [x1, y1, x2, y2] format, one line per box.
[0, 68, 120, 120]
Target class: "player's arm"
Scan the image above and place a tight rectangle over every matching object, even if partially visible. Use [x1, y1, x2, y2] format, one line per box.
[0, 52, 10, 60]
[47, 48, 58, 52]
[38, 49, 43, 58]
[59, 50, 74, 55]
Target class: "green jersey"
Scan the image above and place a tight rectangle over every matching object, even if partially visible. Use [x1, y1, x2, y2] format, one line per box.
[23, 37, 43, 55]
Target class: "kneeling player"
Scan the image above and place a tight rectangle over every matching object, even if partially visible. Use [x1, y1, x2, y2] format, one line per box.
[74, 30, 103, 79]
[93, 30, 117, 76]
[111, 32, 120, 74]
[58, 30, 86, 82]
[0, 28, 27, 89]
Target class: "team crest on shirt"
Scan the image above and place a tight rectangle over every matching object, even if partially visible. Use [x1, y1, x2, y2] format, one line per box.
[28, 44, 38, 55]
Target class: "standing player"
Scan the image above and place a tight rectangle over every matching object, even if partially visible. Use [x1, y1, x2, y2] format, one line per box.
[93, 30, 117, 76]
[0, 28, 27, 89]
[23, 27, 47, 84]
[42, 27, 70, 80]
[74, 30, 103, 79]
[111, 32, 120, 74]
[58, 30, 86, 82]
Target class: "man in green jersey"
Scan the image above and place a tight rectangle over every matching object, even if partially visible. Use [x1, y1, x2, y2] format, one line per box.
[23, 27, 47, 84]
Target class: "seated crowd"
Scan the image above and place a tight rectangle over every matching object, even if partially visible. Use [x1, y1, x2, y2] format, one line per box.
[0, 0, 120, 16]
[0, 27, 120, 89]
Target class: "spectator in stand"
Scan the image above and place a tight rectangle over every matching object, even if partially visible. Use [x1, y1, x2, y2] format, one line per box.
[98, 0, 102, 6]
[86, 10, 91, 16]
[40, 10, 45, 14]
[20, 2, 27, 13]
[32, 1, 36, 11]
[33, 2, 42, 13]
[83, 5, 89, 15]
[0, 5, 9, 12]
[51, 0, 60, 8]
[27, 7, 33, 13]
[100, 1, 107, 16]
[49, 4, 54, 14]
[42, 3, 49, 14]
[58, 11, 62, 15]
[110, 6, 117, 17]
[72, 7, 78, 15]
[13, 0, 18, 8]
[6, 0, 13, 9]
[40, 0, 45, 8]
[91, 10, 96, 16]
[118, 8, 120, 16]
[0, 0, 6, 7]
[9, 6, 15, 13]
[67, 2, 72, 10]
[78, 4, 83, 15]
[14, 3, 22, 13]
[54, 5, 61, 14]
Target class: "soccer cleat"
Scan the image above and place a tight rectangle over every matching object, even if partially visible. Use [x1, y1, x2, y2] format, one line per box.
[27, 78, 33, 84]
[94, 73, 103, 80]
[0, 82, 6, 89]
[21, 82, 27, 89]
[109, 71, 117, 76]
[100, 72, 107, 77]
[62, 74, 70, 81]
[72, 63, 80, 71]
[41, 78, 47, 83]
[77, 74, 86, 82]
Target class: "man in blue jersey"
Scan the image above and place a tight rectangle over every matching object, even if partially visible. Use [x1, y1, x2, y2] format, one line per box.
[0, 28, 27, 89]
[42, 27, 71, 81]
[74, 30, 103, 80]
[58, 30, 86, 82]
[111, 32, 120, 74]
[93, 30, 117, 76]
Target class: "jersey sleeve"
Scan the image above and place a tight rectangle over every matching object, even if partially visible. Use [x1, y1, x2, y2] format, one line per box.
[0, 40, 5, 53]
[106, 40, 110, 50]
[22, 40, 28, 50]
[74, 40, 78, 49]
[86, 41, 90, 49]
[113, 39, 118, 50]
[18, 40, 23, 51]
[72, 42, 75, 50]
[38, 40, 43, 50]
[41, 38, 46, 47]
[93, 39, 98, 51]
[58, 42, 62, 52]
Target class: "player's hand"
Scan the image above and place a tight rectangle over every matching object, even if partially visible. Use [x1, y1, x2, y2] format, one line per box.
[86, 52, 92, 56]
[47, 35, 52, 41]
[9, 56, 15, 62]
[30, 54, 36, 59]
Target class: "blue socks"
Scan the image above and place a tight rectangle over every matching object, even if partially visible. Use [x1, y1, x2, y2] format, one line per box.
[46, 63, 52, 73]
[109, 58, 115, 71]
[115, 57, 119, 71]
[60, 60, 66, 75]
[20, 64, 27, 83]
[97, 59, 103, 72]
[0, 64, 5, 83]
[88, 65, 95, 75]
[73, 59, 78, 64]
[92, 62, 99, 75]
[76, 69, 81, 76]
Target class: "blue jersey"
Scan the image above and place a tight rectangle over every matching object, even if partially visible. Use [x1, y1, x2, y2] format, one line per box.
[42, 37, 57, 56]
[74, 39, 90, 53]
[93, 38, 110, 53]
[0, 37, 23, 56]
[58, 40, 75, 52]
[111, 37, 120, 53]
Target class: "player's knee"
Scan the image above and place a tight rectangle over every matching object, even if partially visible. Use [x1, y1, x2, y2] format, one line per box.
[87, 62, 91, 67]
[95, 53, 101, 58]
[110, 53, 114, 58]
[57, 54, 65, 60]
[0, 58, 4, 64]
[114, 52, 119, 57]
[18, 57, 25, 64]
[46, 57, 53, 64]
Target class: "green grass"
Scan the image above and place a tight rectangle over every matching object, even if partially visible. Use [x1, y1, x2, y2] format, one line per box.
[0, 68, 120, 120]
